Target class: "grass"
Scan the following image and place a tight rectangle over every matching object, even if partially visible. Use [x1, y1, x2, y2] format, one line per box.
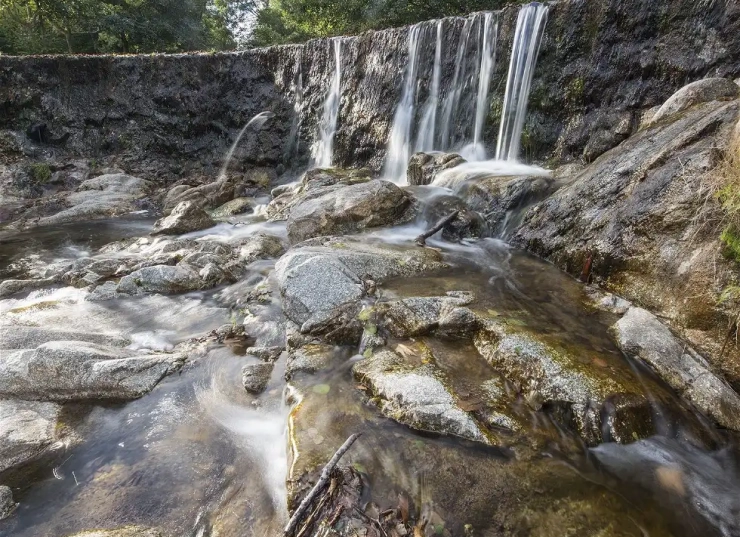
[716, 126, 740, 261]
[29, 162, 52, 183]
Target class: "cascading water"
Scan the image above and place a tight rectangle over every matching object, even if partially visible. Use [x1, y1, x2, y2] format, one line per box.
[461, 12, 499, 161]
[439, 17, 475, 150]
[312, 38, 343, 168]
[382, 25, 424, 183]
[495, 3, 549, 162]
[415, 20, 443, 153]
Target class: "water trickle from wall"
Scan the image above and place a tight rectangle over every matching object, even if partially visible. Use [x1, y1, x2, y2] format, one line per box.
[382, 24, 424, 183]
[312, 38, 343, 168]
[217, 111, 275, 182]
[496, 3, 549, 162]
[286, 52, 304, 161]
[415, 20, 443, 153]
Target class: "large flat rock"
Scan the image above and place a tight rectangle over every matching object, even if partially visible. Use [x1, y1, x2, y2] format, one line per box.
[0, 399, 62, 473]
[0, 340, 185, 402]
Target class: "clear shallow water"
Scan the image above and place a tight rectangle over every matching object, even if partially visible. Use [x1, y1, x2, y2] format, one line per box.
[0, 217, 155, 280]
[1, 218, 739, 537]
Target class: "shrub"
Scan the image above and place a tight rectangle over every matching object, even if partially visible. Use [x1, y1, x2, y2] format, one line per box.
[29, 163, 52, 183]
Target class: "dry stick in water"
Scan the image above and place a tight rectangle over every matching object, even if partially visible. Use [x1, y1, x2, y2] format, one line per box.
[415, 211, 459, 246]
[284, 433, 362, 536]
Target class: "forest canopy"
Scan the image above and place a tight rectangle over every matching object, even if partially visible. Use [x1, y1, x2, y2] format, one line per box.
[0, 0, 518, 54]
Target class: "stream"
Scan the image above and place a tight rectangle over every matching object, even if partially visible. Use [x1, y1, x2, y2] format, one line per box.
[1, 196, 740, 537]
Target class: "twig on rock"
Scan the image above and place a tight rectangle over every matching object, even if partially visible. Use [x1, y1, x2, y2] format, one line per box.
[415, 211, 459, 246]
[285, 433, 362, 536]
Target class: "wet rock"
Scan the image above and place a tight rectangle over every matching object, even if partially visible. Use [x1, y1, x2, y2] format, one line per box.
[374, 292, 480, 338]
[651, 78, 739, 125]
[474, 321, 651, 444]
[163, 180, 235, 214]
[0, 399, 61, 473]
[242, 362, 274, 394]
[32, 174, 150, 227]
[513, 100, 740, 377]
[286, 343, 338, 378]
[353, 349, 489, 443]
[0, 341, 185, 402]
[585, 288, 632, 315]
[64, 527, 163, 537]
[286, 179, 411, 243]
[237, 233, 285, 264]
[246, 346, 284, 362]
[407, 152, 465, 186]
[151, 200, 215, 236]
[210, 197, 255, 217]
[275, 238, 446, 339]
[0, 326, 128, 350]
[0, 485, 15, 520]
[457, 174, 554, 236]
[611, 307, 740, 431]
[0, 277, 56, 298]
[116, 264, 221, 295]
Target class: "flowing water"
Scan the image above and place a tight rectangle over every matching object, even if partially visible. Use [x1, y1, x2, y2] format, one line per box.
[383, 25, 424, 183]
[217, 111, 275, 182]
[415, 20, 443, 153]
[312, 39, 343, 168]
[495, 3, 548, 161]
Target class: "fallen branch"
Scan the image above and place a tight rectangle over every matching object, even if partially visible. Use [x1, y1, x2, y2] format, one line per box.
[285, 433, 362, 536]
[415, 211, 459, 246]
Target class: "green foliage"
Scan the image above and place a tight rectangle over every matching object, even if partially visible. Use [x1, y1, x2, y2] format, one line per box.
[721, 226, 740, 263]
[0, 0, 249, 54]
[29, 162, 51, 183]
[249, 0, 526, 47]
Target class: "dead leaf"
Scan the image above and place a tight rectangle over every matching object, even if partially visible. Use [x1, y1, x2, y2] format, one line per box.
[656, 466, 686, 496]
[398, 493, 410, 524]
[592, 357, 609, 368]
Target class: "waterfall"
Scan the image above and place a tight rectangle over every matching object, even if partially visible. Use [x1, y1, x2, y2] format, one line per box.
[439, 17, 475, 150]
[286, 52, 304, 161]
[382, 25, 424, 183]
[461, 12, 499, 161]
[495, 3, 548, 162]
[217, 111, 274, 182]
[415, 20, 443, 153]
[312, 38, 342, 168]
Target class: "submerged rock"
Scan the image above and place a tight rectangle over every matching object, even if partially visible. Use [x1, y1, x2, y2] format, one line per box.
[407, 152, 465, 186]
[0, 341, 185, 402]
[0, 399, 61, 473]
[286, 179, 411, 243]
[242, 362, 274, 394]
[275, 238, 446, 340]
[237, 233, 285, 264]
[353, 349, 489, 443]
[0, 326, 129, 350]
[650, 78, 739, 124]
[374, 292, 479, 338]
[474, 321, 651, 444]
[0, 485, 15, 520]
[611, 307, 740, 431]
[151, 200, 215, 235]
[64, 527, 163, 537]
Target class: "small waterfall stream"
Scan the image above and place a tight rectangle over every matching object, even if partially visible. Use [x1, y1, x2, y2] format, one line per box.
[312, 38, 343, 168]
[382, 25, 424, 183]
[462, 12, 499, 161]
[495, 3, 549, 161]
[415, 20, 442, 153]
